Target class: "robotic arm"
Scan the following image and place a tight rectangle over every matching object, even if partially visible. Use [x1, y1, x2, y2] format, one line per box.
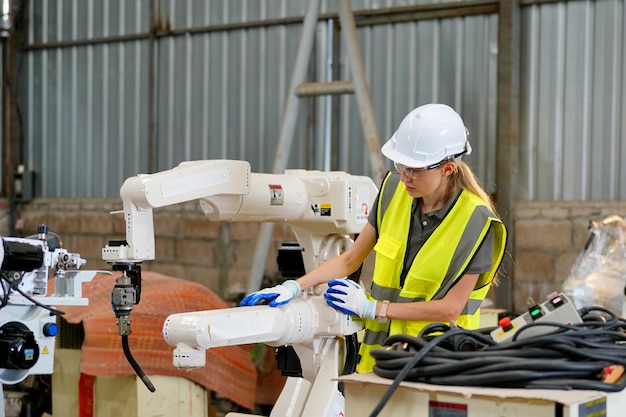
[163, 293, 362, 376]
[102, 159, 252, 263]
[102, 159, 375, 336]
[103, 159, 378, 414]
[163, 294, 363, 417]
[103, 159, 375, 270]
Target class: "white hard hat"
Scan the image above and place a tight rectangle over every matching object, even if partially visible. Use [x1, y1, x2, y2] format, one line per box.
[381, 103, 472, 168]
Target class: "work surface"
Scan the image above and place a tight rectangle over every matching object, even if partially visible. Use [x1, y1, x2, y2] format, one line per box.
[339, 372, 626, 417]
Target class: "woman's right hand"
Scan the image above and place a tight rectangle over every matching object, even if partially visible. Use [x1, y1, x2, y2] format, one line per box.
[239, 279, 301, 307]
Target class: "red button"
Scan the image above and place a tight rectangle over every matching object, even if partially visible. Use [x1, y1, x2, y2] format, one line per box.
[498, 317, 513, 331]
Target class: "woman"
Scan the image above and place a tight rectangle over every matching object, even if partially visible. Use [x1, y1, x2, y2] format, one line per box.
[241, 103, 508, 373]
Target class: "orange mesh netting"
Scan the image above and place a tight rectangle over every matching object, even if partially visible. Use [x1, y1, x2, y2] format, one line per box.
[59, 271, 257, 410]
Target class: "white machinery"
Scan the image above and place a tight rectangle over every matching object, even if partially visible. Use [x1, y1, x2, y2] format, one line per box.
[0, 225, 100, 416]
[101, 159, 378, 416]
[163, 294, 362, 417]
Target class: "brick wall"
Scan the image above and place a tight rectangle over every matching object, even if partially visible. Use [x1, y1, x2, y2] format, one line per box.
[513, 200, 626, 313]
[12, 198, 626, 312]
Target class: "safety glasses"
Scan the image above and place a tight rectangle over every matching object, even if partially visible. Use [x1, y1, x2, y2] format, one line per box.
[394, 146, 468, 179]
[394, 161, 446, 179]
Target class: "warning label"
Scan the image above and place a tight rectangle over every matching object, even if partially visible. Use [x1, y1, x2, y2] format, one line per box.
[269, 184, 284, 206]
[579, 397, 606, 417]
[428, 400, 467, 417]
[311, 203, 331, 216]
[355, 184, 373, 223]
[358, 202, 369, 222]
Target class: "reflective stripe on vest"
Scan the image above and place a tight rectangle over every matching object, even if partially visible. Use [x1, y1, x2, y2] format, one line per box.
[357, 175, 507, 373]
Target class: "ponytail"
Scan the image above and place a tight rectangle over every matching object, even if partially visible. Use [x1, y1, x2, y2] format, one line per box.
[450, 161, 498, 215]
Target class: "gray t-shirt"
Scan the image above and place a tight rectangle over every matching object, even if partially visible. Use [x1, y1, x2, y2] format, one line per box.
[368, 176, 494, 285]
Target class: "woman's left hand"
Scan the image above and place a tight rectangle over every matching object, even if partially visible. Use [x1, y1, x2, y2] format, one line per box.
[324, 278, 377, 319]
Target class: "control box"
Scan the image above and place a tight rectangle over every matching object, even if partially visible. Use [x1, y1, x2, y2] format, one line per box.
[490, 292, 583, 344]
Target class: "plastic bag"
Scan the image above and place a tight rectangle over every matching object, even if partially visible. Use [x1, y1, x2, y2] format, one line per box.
[562, 215, 626, 314]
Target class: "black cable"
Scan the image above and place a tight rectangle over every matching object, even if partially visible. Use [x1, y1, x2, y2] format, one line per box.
[121, 334, 156, 392]
[12, 284, 66, 316]
[342, 332, 360, 375]
[0, 273, 12, 308]
[367, 310, 626, 416]
[0, 271, 65, 315]
[367, 326, 476, 417]
[338, 332, 360, 396]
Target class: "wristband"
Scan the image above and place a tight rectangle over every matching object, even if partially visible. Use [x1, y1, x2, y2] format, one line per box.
[376, 300, 390, 323]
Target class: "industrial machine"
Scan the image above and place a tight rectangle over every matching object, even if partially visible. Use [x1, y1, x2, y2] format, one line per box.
[101, 159, 378, 416]
[490, 292, 583, 344]
[0, 225, 100, 416]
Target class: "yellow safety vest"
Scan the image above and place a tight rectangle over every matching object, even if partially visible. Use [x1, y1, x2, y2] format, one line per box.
[357, 173, 507, 373]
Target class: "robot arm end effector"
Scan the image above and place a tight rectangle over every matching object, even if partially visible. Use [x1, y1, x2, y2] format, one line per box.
[110, 263, 142, 336]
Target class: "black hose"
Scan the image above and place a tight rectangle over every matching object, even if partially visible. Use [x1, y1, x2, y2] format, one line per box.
[367, 327, 473, 417]
[338, 332, 360, 396]
[367, 312, 626, 417]
[342, 332, 360, 375]
[122, 334, 156, 392]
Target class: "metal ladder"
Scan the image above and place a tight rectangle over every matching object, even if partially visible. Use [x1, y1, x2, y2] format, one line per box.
[247, 0, 384, 293]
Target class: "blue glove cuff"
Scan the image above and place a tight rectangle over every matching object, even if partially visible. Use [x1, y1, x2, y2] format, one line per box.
[282, 279, 301, 297]
[362, 299, 377, 320]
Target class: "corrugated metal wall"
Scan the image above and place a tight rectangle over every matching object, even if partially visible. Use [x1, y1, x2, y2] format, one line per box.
[25, 1, 152, 197]
[20, 0, 499, 198]
[16, 0, 626, 200]
[520, 0, 626, 200]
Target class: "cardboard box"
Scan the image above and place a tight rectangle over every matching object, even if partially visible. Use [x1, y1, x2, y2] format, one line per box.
[340, 372, 626, 417]
[93, 374, 208, 417]
[479, 308, 507, 328]
[53, 348, 209, 417]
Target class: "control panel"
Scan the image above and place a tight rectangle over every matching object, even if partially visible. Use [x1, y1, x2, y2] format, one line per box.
[490, 292, 583, 344]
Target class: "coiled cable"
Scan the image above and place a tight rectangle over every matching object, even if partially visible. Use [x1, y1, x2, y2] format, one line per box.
[367, 307, 626, 417]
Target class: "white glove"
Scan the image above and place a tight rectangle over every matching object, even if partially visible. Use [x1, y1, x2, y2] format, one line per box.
[240, 280, 301, 307]
[324, 278, 377, 319]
